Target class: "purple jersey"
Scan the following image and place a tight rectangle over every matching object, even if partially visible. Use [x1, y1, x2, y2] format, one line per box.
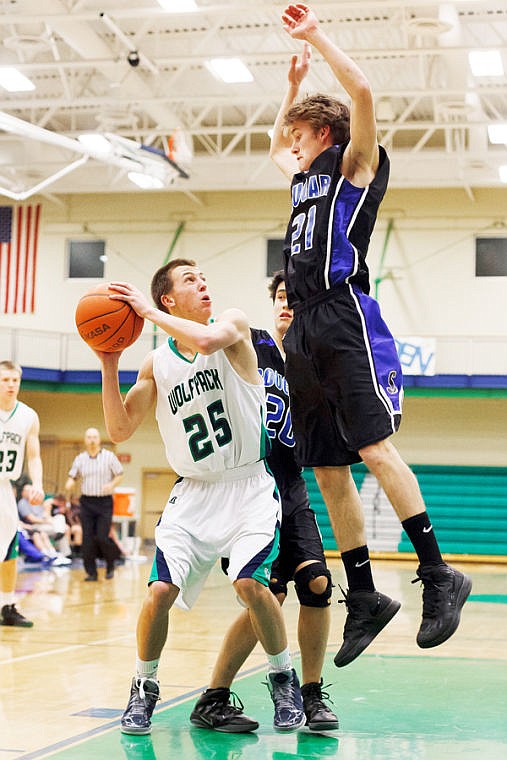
[283, 144, 390, 306]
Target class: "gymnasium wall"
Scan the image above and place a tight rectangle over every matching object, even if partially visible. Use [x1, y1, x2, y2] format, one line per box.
[19, 389, 507, 494]
[3, 186, 507, 543]
[3, 186, 507, 343]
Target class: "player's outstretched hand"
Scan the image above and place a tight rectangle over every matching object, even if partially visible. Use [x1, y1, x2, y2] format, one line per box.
[288, 42, 311, 87]
[282, 4, 319, 40]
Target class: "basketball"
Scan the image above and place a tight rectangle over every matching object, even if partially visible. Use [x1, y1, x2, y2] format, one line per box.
[75, 283, 144, 352]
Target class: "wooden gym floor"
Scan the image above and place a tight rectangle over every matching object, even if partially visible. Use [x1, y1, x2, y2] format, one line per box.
[1, 553, 506, 760]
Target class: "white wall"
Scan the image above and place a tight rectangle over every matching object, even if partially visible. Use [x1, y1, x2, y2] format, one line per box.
[4, 186, 507, 494]
[3, 186, 507, 342]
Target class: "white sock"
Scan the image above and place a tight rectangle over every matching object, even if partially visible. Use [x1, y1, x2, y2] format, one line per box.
[267, 646, 292, 673]
[1, 591, 16, 607]
[136, 656, 159, 681]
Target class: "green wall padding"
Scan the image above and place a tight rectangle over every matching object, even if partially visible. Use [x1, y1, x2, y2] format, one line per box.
[304, 464, 507, 556]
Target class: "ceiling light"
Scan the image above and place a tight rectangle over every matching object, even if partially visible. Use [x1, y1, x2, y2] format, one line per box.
[205, 58, 253, 83]
[499, 166, 507, 184]
[127, 172, 164, 189]
[0, 66, 35, 92]
[488, 124, 507, 145]
[78, 134, 112, 154]
[157, 0, 198, 10]
[468, 50, 504, 77]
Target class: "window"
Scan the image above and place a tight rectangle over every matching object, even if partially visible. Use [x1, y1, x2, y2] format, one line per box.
[475, 237, 507, 277]
[67, 240, 106, 278]
[266, 238, 284, 276]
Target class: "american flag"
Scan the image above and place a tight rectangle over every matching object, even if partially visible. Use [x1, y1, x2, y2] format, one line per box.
[0, 204, 41, 314]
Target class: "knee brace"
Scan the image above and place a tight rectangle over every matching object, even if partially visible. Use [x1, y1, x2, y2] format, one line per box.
[294, 562, 332, 608]
[269, 574, 288, 598]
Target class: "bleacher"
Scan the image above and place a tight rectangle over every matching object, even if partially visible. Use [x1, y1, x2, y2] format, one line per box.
[304, 464, 507, 558]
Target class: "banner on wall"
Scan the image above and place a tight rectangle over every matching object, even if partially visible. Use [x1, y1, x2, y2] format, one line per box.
[0, 204, 42, 314]
[395, 336, 436, 375]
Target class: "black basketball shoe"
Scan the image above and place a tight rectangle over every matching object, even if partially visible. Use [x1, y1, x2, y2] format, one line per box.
[413, 564, 472, 648]
[190, 687, 259, 733]
[301, 680, 339, 731]
[334, 587, 401, 667]
[0, 604, 33, 627]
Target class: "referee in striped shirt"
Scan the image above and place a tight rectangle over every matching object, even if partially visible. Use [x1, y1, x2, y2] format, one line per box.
[65, 428, 123, 581]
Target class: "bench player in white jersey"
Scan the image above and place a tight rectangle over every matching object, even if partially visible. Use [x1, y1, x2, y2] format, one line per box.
[270, 3, 471, 666]
[0, 360, 45, 628]
[93, 259, 305, 735]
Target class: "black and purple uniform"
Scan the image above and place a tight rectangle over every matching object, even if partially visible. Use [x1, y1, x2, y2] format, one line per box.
[251, 328, 326, 598]
[282, 144, 403, 467]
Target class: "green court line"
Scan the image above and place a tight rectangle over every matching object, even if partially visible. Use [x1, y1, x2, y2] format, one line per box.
[21, 380, 507, 398]
[469, 594, 507, 604]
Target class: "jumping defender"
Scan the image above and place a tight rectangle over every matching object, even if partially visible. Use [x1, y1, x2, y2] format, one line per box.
[270, 4, 471, 665]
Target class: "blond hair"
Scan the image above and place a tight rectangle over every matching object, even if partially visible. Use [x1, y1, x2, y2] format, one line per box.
[284, 93, 350, 145]
[0, 360, 22, 376]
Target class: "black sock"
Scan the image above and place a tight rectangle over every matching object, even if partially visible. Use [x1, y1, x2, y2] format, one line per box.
[341, 545, 375, 592]
[402, 512, 444, 567]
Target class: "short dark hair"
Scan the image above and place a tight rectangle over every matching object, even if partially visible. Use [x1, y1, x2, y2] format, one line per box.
[150, 258, 197, 313]
[268, 270, 285, 302]
[284, 93, 350, 145]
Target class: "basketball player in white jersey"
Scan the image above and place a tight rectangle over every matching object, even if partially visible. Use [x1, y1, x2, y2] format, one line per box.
[0, 360, 45, 627]
[93, 259, 305, 735]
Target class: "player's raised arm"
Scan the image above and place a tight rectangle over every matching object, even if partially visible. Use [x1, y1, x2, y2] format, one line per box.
[281, 3, 379, 186]
[270, 42, 311, 180]
[97, 350, 156, 443]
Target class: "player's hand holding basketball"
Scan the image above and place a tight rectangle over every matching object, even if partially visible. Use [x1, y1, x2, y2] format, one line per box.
[75, 283, 144, 352]
[108, 281, 155, 321]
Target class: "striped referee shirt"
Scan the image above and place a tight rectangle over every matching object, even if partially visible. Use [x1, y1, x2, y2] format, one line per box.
[68, 449, 123, 496]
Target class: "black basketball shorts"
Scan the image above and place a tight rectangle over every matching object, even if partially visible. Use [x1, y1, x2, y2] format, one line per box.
[270, 475, 326, 587]
[284, 283, 403, 467]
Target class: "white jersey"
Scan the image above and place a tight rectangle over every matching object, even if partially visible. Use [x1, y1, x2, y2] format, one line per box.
[0, 400, 36, 482]
[153, 338, 269, 479]
[0, 400, 36, 560]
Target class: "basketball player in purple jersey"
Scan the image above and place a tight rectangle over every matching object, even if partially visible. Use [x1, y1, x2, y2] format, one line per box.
[270, 4, 471, 666]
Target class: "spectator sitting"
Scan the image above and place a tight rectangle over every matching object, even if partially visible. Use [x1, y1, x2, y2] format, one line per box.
[18, 521, 73, 567]
[43, 492, 74, 558]
[17, 486, 71, 565]
[17, 527, 48, 565]
[19, 518, 55, 557]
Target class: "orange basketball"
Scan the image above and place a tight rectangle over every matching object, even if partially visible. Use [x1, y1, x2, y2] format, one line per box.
[75, 284, 144, 352]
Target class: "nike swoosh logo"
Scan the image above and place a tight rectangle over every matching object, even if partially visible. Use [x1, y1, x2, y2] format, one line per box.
[422, 525, 433, 533]
[355, 559, 370, 568]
